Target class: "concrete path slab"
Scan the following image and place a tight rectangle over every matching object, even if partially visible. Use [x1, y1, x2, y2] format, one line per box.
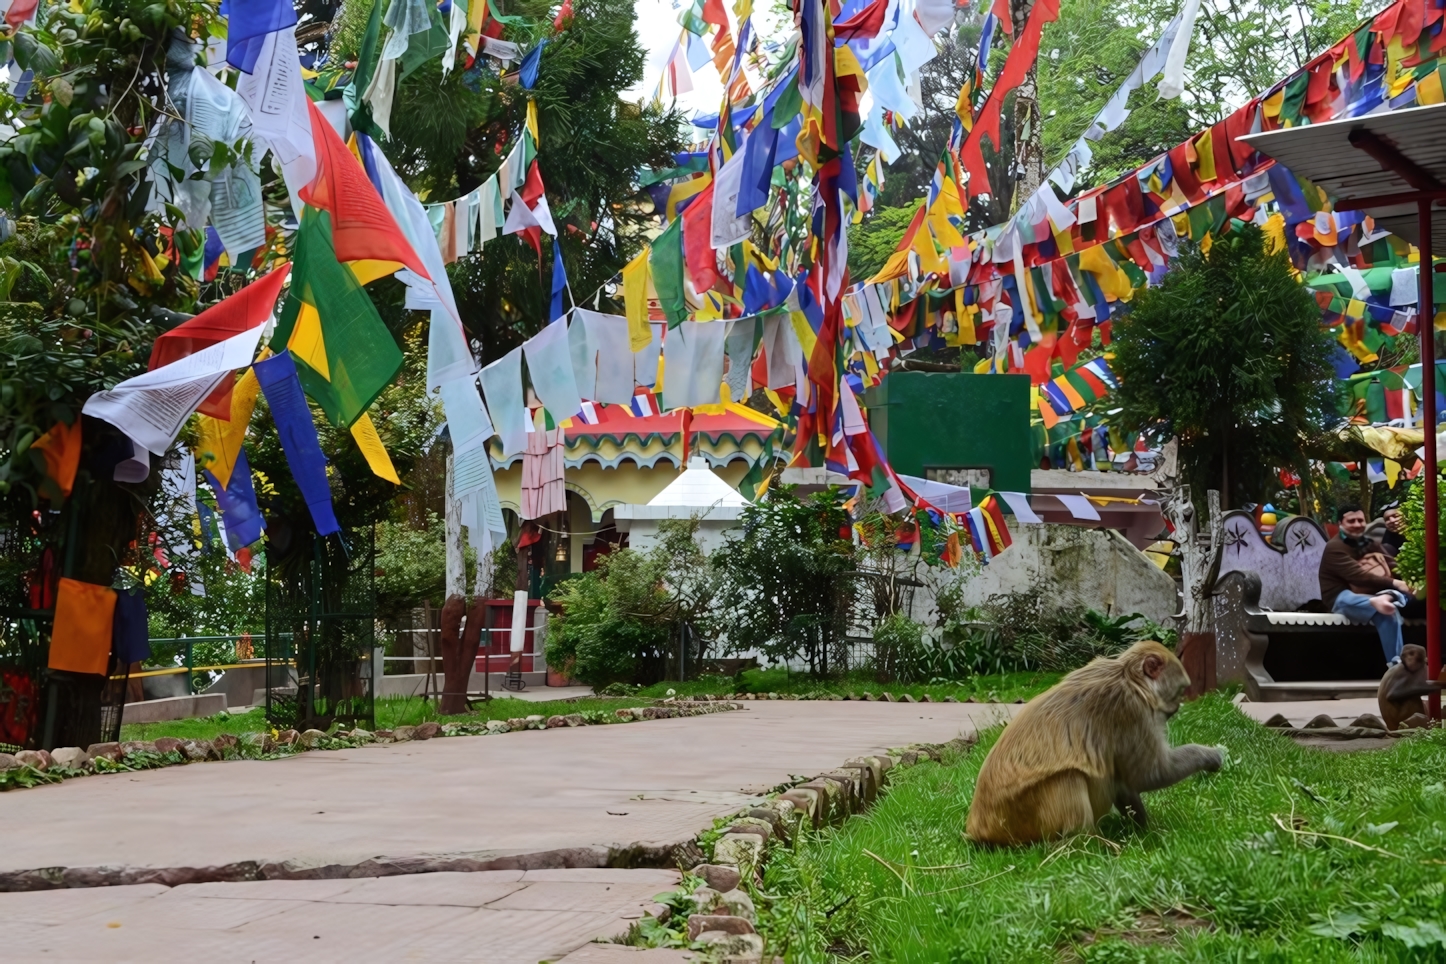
[0, 701, 1013, 889]
[0, 869, 678, 963]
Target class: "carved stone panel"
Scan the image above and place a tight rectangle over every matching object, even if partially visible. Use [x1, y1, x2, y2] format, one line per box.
[1215, 511, 1328, 611]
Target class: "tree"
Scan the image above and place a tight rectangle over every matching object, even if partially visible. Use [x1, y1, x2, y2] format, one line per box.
[710, 486, 856, 676]
[1111, 224, 1337, 511]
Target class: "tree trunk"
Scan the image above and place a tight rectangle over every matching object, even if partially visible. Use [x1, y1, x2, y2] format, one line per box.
[444, 453, 465, 599]
[1358, 463, 1373, 519]
[1166, 487, 1222, 697]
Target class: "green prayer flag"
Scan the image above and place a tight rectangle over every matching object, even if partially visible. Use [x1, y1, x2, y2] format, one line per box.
[352, 0, 383, 101]
[770, 76, 802, 129]
[1280, 71, 1309, 126]
[1186, 202, 1212, 241]
[272, 211, 404, 429]
[649, 217, 688, 328]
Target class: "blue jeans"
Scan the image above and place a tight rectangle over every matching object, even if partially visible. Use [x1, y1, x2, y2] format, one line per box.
[1332, 590, 1404, 664]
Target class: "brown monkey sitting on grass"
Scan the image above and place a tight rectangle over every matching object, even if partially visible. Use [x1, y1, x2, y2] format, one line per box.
[1377, 643, 1446, 732]
[966, 640, 1222, 846]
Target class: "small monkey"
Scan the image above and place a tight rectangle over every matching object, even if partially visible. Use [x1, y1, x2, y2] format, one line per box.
[1377, 644, 1446, 731]
[966, 640, 1222, 846]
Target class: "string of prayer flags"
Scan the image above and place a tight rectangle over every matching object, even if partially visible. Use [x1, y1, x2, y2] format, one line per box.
[253, 351, 341, 538]
[196, 367, 262, 490]
[522, 318, 583, 422]
[235, 22, 314, 216]
[480, 346, 529, 458]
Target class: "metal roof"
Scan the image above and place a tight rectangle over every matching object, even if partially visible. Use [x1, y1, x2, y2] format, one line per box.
[1240, 102, 1446, 245]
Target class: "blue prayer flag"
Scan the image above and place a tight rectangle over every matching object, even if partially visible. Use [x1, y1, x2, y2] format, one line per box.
[519, 38, 547, 89]
[223, 0, 298, 75]
[205, 448, 267, 551]
[253, 352, 341, 537]
[550, 239, 568, 322]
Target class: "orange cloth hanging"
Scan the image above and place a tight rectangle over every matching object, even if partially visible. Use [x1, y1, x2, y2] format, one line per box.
[48, 578, 118, 676]
[32, 420, 82, 499]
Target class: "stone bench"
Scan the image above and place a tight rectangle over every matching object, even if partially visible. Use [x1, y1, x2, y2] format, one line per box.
[1221, 570, 1415, 701]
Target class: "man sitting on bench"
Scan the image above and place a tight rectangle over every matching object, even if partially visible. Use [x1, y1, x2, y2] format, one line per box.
[1319, 504, 1411, 666]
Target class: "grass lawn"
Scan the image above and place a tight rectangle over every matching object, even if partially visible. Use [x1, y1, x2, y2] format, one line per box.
[756, 694, 1446, 963]
[118, 694, 650, 743]
[634, 666, 1062, 704]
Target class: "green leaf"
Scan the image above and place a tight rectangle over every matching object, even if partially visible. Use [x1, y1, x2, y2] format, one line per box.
[1381, 920, 1446, 948]
[1307, 910, 1373, 939]
[13, 32, 60, 76]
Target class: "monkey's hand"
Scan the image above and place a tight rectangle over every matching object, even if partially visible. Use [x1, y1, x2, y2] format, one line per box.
[1190, 744, 1224, 773]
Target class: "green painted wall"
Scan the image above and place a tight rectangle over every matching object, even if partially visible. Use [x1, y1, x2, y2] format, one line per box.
[864, 372, 1033, 493]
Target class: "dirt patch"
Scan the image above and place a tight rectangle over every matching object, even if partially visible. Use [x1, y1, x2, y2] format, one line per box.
[1061, 908, 1212, 960]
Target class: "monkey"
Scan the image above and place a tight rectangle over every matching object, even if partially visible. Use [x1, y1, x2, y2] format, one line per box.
[1377, 644, 1446, 732]
[965, 640, 1222, 846]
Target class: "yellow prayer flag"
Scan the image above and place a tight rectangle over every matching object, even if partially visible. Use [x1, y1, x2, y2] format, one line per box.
[1420, 70, 1446, 106]
[954, 289, 976, 345]
[621, 247, 652, 351]
[1193, 129, 1216, 183]
[526, 100, 540, 144]
[350, 412, 401, 484]
[288, 303, 331, 379]
[1386, 458, 1402, 489]
[196, 368, 262, 490]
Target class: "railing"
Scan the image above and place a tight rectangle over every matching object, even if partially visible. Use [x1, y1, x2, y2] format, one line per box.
[133, 634, 292, 694]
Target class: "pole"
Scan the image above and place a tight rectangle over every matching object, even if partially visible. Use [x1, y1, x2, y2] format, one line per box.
[1419, 199, 1441, 721]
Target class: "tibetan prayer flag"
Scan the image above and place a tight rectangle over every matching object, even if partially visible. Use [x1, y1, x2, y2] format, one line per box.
[111, 588, 150, 665]
[48, 578, 117, 675]
[253, 351, 341, 537]
[196, 368, 261, 490]
[621, 248, 653, 351]
[223, 0, 297, 74]
[550, 239, 569, 322]
[650, 217, 689, 328]
[299, 99, 428, 278]
[32, 419, 81, 500]
[350, 412, 401, 484]
[681, 182, 726, 294]
[272, 210, 405, 428]
[519, 37, 547, 88]
[204, 447, 266, 550]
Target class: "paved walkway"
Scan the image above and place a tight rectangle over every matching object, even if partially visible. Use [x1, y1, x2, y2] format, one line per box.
[1233, 696, 1381, 727]
[2, 701, 1012, 885]
[0, 868, 686, 963]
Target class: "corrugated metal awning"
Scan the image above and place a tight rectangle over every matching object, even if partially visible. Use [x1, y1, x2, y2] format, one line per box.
[1240, 102, 1446, 245]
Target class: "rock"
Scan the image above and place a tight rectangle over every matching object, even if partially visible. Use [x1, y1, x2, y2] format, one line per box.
[14, 749, 48, 770]
[863, 692, 876, 701]
[153, 737, 186, 757]
[275, 729, 300, 746]
[545, 715, 568, 728]
[486, 720, 511, 734]
[121, 740, 157, 758]
[181, 740, 213, 762]
[87, 741, 122, 762]
[901, 694, 918, 704]
[50, 747, 90, 770]
[693, 887, 756, 921]
[507, 717, 530, 730]
[350, 728, 375, 743]
[944, 695, 959, 703]
[0, 752, 16, 771]
[1262, 713, 1294, 729]
[212, 733, 239, 755]
[1401, 712, 1431, 730]
[1348, 714, 1387, 731]
[920, 694, 933, 703]
[745, 807, 785, 838]
[371, 730, 394, 742]
[780, 786, 822, 828]
[883, 692, 898, 703]
[392, 726, 416, 742]
[728, 818, 772, 842]
[412, 722, 443, 740]
[298, 728, 328, 747]
[691, 864, 741, 893]
[614, 709, 634, 720]
[713, 834, 765, 867]
[687, 915, 756, 939]
[564, 714, 585, 727]
[694, 931, 764, 958]
[1303, 714, 1340, 730]
[525, 715, 545, 726]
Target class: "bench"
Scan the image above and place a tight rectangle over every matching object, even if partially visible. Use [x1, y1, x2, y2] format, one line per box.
[1223, 570, 1422, 701]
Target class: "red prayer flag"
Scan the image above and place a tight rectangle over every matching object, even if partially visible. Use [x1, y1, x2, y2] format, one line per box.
[960, 0, 1060, 195]
[834, 0, 889, 41]
[299, 100, 429, 279]
[680, 182, 726, 294]
[1167, 142, 1202, 202]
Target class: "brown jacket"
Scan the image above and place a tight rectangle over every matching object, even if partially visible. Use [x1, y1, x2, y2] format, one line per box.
[1318, 534, 1395, 609]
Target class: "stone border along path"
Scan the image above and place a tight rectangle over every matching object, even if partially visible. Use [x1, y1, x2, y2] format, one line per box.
[0, 700, 1014, 897]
